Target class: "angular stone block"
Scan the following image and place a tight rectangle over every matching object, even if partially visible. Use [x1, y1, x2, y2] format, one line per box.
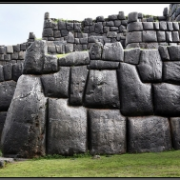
[47, 98, 87, 155]
[65, 44, 74, 53]
[84, 18, 93, 26]
[143, 22, 154, 30]
[84, 70, 120, 109]
[168, 46, 180, 61]
[55, 42, 65, 54]
[3, 64, 12, 81]
[118, 63, 153, 116]
[1, 75, 47, 158]
[87, 60, 119, 70]
[79, 37, 88, 44]
[0, 65, 4, 82]
[107, 32, 117, 38]
[94, 22, 103, 33]
[43, 55, 58, 74]
[58, 20, 66, 30]
[142, 31, 157, 42]
[153, 22, 159, 30]
[158, 46, 170, 61]
[110, 27, 118, 31]
[114, 20, 121, 27]
[89, 42, 103, 60]
[128, 116, 172, 153]
[96, 16, 104, 22]
[41, 67, 70, 98]
[159, 21, 167, 30]
[146, 43, 159, 49]
[59, 51, 90, 66]
[153, 83, 180, 116]
[0, 112, 7, 142]
[137, 49, 162, 82]
[124, 48, 141, 65]
[69, 66, 88, 106]
[74, 44, 83, 51]
[0, 46, 5, 54]
[126, 31, 142, 44]
[60, 29, 69, 37]
[12, 63, 23, 82]
[66, 22, 73, 31]
[106, 21, 114, 27]
[73, 23, 81, 32]
[126, 43, 140, 49]
[43, 28, 53, 37]
[163, 61, 180, 83]
[4, 54, 11, 61]
[89, 109, 126, 155]
[167, 22, 173, 31]
[108, 15, 118, 20]
[173, 22, 179, 30]
[166, 31, 172, 42]
[0, 80, 16, 111]
[23, 40, 47, 74]
[127, 22, 143, 32]
[128, 12, 138, 23]
[11, 52, 19, 60]
[118, 11, 125, 20]
[157, 31, 166, 42]
[102, 42, 124, 62]
[172, 31, 180, 42]
[54, 30, 61, 38]
[6, 46, 13, 54]
[170, 118, 180, 149]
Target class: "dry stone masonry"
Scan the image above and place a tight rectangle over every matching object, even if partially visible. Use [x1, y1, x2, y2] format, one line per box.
[1, 3, 180, 158]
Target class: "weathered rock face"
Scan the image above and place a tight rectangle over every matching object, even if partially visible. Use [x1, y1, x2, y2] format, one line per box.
[84, 70, 120, 109]
[47, 98, 87, 155]
[0, 112, 7, 143]
[118, 63, 153, 116]
[128, 116, 172, 153]
[1, 75, 47, 158]
[88, 109, 126, 155]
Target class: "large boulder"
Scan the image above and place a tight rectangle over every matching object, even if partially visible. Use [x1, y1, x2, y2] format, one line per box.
[1, 75, 47, 158]
[88, 109, 126, 155]
[84, 70, 120, 109]
[128, 116, 172, 153]
[47, 98, 87, 155]
[118, 63, 153, 116]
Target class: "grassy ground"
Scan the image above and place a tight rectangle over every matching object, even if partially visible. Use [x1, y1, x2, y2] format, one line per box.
[1, 150, 180, 177]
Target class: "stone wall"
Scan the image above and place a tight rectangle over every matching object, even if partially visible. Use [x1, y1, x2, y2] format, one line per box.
[168, 4, 180, 21]
[1, 40, 180, 158]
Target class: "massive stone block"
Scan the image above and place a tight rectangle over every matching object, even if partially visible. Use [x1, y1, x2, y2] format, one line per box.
[163, 62, 180, 82]
[128, 116, 172, 153]
[158, 46, 170, 61]
[153, 83, 180, 116]
[1, 75, 47, 158]
[87, 60, 119, 69]
[43, 55, 58, 74]
[137, 49, 162, 82]
[127, 22, 143, 31]
[124, 48, 141, 65]
[59, 51, 90, 66]
[157, 31, 166, 42]
[23, 40, 47, 74]
[41, 67, 70, 98]
[0, 81, 16, 111]
[3, 64, 12, 81]
[47, 98, 87, 155]
[84, 70, 120, 109]
[102, 42, 124, 62]
[89, 42, 103, 60]
[88, 109, 126, 155]
[0, 112, 7, 142]
[69, 66, 88, 106]
[168, 46, 180, 61]
[118, 63, 153, 116]
[142, 31, 157, 42]
[170, 117, 180, 149]
[12, 63, 23, 82]
[126, 31, 142, 45]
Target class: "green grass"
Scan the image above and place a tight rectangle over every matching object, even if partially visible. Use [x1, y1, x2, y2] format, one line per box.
[56, 53, 70, 58]
[1, 150, 180, 177]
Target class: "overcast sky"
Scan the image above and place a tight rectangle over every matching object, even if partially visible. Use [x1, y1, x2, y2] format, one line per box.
[0, 3, 170, 46]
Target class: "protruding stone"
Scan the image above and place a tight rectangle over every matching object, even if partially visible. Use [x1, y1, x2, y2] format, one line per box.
[89, 109, 126, 155]
[128, 12, 138, 23]
[128, 116, 172, 153]
[127, 22, 143, 32]
[84, 70, 120, 109]
[47, 98, 87, 155]
[137, 49, 162, 82]
[41, 67, 70, 98]
[102, 42, 124, 62]
[89, 42, 103, 60]
[1, 75, 47, 158]
[118, 63, 153, 116]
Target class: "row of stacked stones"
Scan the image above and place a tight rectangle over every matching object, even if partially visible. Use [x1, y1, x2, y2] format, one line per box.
[168, 3, 180, 21]
[126, 12, 180, 49]
[1, 39, 180, 158]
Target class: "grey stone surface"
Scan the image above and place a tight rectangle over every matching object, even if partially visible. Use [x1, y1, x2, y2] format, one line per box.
[60, 29, 69, 36]
[0, 112, 7, 142]
[108, 14, 118, 20]
[142, 31, 157, 42]
[127, 22, 143, 31]
[11, 52, 19, 60]
[157, 31, 166, 42]
[69, 66, 88, 106]
[146, 43, 159, 49]
[43, 55, 58, 74]
[153, 83, 180, 116]
[110, 27, 118, 31]
[79, 37, 88, 44]
[126, 31, 142, 44]
[114, 20, 121, 27]
[89, 42, 103, 60]
[58, 20, 66, 30]
[143, 22, 154, 30]
[158, 46, 170, 61]
[159, 21, 167, 30]
[47, 98, 87, 155]
[41, 67, 70, 98]
[128, 116, 172, 153]
[59, 51, 90, 66]
[0, 46, 5, 54]
[94, 22, 103, 33]
[153, 22, 159, 30]
[170, 118, 180, 149]
[43, 28, 53, 37]
[172, 31, 180, 42]
[12, 63, 23, 82]
[84, 70, 120, 109]
[1, 75, 47, 158]
[89, 109, 126, 155]
[167, 22, 173, 31]
[65, 44, 74, 53]
[96, 16, 104, 22]
[166, 31, 173, 42]
[107, 32, 117, 38]
[126, 43, 140, 49]
[128, 12, 138, 23]
[23, 40, 47, 74]
[87, 60, 119, 69]
[124, 48, 141, 65]
[163, 61, 180, 83]
[6, 46, 13, 54]
[102, 42, 124, 62]
[4, 54, 11, 61]
[137, 49, 162, 82]
[118, 63, 153, 116]
[118, 11, 125, 20]
[84, 18, 93, 26]
[106, 21, 114, 27]
[0, 65, 4, 82]
[3, 64, 12, 81]
[168, 46, 180, 61]
[66, 22, 73, 31]
[173, 22, 179, 30]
